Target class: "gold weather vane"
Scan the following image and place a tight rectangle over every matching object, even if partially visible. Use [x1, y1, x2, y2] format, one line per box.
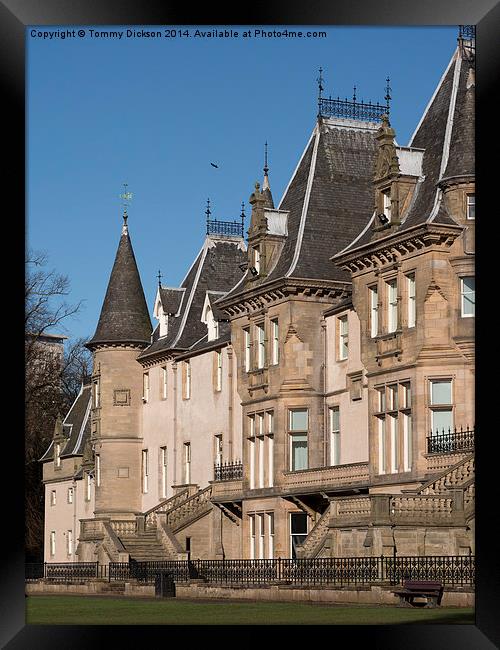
[119, 182, 133, 216]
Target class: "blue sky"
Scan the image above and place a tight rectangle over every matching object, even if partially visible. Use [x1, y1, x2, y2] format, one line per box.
[27, 25, 458, 344]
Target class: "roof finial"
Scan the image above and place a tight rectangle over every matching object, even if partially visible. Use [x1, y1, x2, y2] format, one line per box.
[157, 269, 162, 287]
[119, 182, 133, 235]
[385, 77, 392, 113]
[263, 141, 269, 177]
[353, 84, 357, 103]
[205, 198, 211, 235]
[317, 66, 324, 116]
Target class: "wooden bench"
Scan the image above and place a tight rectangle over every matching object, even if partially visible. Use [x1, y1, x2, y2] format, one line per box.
[393, 580, 444, 607]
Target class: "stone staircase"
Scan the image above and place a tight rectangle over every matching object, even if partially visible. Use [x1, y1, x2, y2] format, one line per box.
[117, 530, 174, 561]
[115, 485, 214, 561]
[296, 504, 332, 559]
[417, 454, 474, 496]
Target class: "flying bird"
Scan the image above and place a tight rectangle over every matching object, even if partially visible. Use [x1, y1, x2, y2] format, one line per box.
[210, 162, 219, 168]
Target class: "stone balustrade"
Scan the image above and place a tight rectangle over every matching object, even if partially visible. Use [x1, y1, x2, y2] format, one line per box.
[425, 451, 470, 473]
[110, 520, 137, 536]
[144, 488, 190, 530]
[390, 495, 454, 520]
[166, 485, 213, 530]
[282, 462, 369, 492]
[421, 456, 474, 495]
[333, 496, 372, 519]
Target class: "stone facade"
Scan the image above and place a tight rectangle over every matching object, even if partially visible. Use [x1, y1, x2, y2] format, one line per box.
[41, 31, 474, 566]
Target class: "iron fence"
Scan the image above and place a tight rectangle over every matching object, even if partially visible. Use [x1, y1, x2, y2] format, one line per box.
[214, 461, 243, 482]
[27, 555, 474, 587]
[427, 427, 474, 454]
[25, 562, 108, 582]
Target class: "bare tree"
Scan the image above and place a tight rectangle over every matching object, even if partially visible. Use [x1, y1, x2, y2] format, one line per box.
[25, 249, 91, 561]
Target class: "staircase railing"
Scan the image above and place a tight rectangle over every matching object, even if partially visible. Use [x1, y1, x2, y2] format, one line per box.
[144, 488, 191, 530]
[165, 485, 213, 531]
[296, 505, 332, 559]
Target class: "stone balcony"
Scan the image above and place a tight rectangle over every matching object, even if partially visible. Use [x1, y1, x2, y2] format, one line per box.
[281, 461, 370, 496]
[210, 478, 244, 503]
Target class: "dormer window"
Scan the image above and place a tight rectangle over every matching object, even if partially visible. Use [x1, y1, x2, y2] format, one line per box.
[205, 305, 219, 341]
[383, 189, 391, 221]
[253, 246, 260, 274]
[160, 312, 169, 337]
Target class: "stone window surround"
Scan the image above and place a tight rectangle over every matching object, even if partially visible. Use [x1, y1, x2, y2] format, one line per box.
[373, 380, 412, 475]
[247, 410, 274, 489]
[427, 375, 455, 435]
[337, 313, 349, 361]
[288, 406, 309, 472]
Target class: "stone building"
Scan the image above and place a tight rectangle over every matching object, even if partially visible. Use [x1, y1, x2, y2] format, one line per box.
[40, 28, 474, 563]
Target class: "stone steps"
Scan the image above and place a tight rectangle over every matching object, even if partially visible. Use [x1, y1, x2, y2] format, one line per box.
[118, 532, 173, 561]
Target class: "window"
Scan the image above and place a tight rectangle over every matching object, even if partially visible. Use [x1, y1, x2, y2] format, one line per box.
[51, 490, 56, 506]
[67, 487, 73, 504]
[215, 350, 222, 391]
[184, 443, 191, 484]
[253, 245, 260, 274]
[142, 449, 149, 493]
[54, 442, 61, 469]
[289, 409, 308, 471]
[256, 323, 265, 369]
[290, 513, 308, 559]
[161, 366, 168, 400]
[143, 372, 149, 403]
[243, 328, 251, 372]
[214, 434, 223, 467]
[466, 193, 475, 220]
[248, 415, 256, 489]
[378, 417, 386, 475]
[206, 305, 219, 341]
[258, 513, 265, 559]
[267, 513, 274, 559]
[370, 286, 379, 338]
[249, 514, 256, 559]
[160, 446, 167, 499]
[93, 378, 100, 408]
[338, 315, 348, 360]
[267, 411, 274, 488]
[96, 454, 101, 487]
[429, 379, 453, 434]
[461, 277, 475, 317]
[387, 279, 398, 333]
[375, 381, 412, 474]
[271, 319, 279, 365]
[329, 407, 340, 466]
[183, 361, 191, 399]
[383, 189, 391, 221]
[407, 273, 416, 328]
[50, 531, 56, 557]
[85, 473, 91, 501]
[67, 530, 73, 556]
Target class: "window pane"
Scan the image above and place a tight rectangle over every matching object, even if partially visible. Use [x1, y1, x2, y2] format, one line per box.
[290, 512, 308, 535]
[330, 407, 339, 432]
[291, 435, 308, 470]
[430, 380, 452, 404]
[290, 409, 308, 431]
[431, 409, 453, 433]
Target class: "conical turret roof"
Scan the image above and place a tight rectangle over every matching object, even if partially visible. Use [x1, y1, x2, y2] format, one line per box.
[86, 217, 152, 349]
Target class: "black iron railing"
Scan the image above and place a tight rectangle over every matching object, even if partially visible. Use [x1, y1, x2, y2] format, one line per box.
[214, 461, 243, 482]
[319, 96, 387, 122]
[459, 25, 475, 40]
[26, 555, 475, 587]
[25, 562, 109, 582]
[427, 427, 474, 454]
[207, 218, 244, 238]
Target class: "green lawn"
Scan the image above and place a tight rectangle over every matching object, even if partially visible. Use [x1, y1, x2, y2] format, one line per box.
[26, 596, 474, 625]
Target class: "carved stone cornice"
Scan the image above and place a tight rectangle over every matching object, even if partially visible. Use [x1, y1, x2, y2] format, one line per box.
[333, 223, 463, 273]
[218, 277, 351, 318]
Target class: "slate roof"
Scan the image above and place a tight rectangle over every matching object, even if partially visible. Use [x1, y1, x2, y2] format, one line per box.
[222, 117, 379, 303]
[86, 222, 152, 349]
[334, 45, 474, 258]
[138, 236, 246, 359]
[158, 287, 185, 315]
[39, 382, 92, 462]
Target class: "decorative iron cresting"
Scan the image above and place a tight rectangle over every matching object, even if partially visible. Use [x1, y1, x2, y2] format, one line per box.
[427, 426, 474, 454]
[459, 25, 476, 40]
[205, 198, 245, 237]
